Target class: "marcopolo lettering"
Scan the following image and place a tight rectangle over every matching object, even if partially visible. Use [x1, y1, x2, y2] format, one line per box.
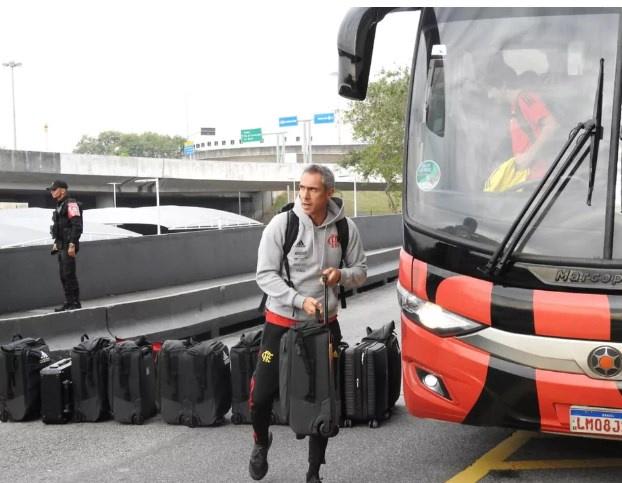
[555, 269, 622, 286]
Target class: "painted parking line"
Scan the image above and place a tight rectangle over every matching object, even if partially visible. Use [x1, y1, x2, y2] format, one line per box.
[446, 431, 622, 482]
[446, 431, 534, 482]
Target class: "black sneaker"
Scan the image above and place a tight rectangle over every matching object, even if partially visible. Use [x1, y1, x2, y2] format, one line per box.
[306, 472, 322, 483]
[54, 303, 70, 312]
[249, 432, 272, 481]
[67, 302, 82, 310]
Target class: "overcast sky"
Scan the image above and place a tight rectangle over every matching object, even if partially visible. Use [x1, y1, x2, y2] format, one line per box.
[0, 1, 420, 153]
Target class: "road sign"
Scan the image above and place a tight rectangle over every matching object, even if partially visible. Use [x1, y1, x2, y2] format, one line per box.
[201, 127, 215, 136]
[314, 112, 335, 124]
[279, 116, 298, 127]
[183, 141, 194, 156]
[241, 128, 263, 143]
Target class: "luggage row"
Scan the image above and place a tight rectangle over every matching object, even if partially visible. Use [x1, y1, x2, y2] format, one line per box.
[0, 320, 401, 429]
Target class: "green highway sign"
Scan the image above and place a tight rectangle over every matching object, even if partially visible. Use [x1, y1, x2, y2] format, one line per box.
[241, 128, 263, 143]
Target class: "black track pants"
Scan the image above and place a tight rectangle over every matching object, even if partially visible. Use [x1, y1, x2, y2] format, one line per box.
[58, 249, 80, 304]
[250, 320, 342, 467]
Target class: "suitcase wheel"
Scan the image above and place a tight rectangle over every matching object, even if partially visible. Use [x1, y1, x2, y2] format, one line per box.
[384, 410, 392, 420]
[343, 418, 353, 428]
[318, 421, 338, 438]
[132, 414, 144, 425]
[231, 413, 243, 425]
[0, 411, 8, 423]
[369, 419, 379, 429]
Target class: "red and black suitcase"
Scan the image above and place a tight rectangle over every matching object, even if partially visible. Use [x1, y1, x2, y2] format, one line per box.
[343, 341, 390, 428]
[108, 339, 157, 424]
[41, 358, 73, 424]
[71, 334, 113, 422]
[279, 278, 341, 438]
[158, 339, 231, 427]
[0, 335, 52, 422]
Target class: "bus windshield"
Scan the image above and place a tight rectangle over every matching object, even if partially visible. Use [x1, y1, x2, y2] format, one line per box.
[406, 8, 621, 261]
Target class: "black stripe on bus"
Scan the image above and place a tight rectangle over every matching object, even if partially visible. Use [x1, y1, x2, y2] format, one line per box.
[608, 295, 622, 343]
[425, 265, 455, 303]
[491, 285, 535, 335]
[463, 356, 540, 431]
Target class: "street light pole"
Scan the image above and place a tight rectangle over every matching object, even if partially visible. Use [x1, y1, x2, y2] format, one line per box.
[135, 178, 161, 235]
[353, 174, 358, 217]
[107, 182, 121, 208]
[3, 61, 22, 150]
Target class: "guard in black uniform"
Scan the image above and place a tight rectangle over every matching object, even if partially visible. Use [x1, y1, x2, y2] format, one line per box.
[47, 180, 83, 312]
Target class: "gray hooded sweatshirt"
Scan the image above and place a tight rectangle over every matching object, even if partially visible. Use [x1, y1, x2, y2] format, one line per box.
[256, 197, 368, 322]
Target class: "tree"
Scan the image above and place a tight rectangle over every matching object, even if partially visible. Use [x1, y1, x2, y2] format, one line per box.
[74, 131, 186, 158]
[341, 68, 409, 212]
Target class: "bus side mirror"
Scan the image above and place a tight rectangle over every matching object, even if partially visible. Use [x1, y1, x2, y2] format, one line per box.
[337, 7, 396, 101]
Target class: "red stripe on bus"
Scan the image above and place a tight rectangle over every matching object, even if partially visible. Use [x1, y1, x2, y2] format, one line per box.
[435, 276, 492, 325]
[533, 291, 610, 340]
[536, 369, 622, 433]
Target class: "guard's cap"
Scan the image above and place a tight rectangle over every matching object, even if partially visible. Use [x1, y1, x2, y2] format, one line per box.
[46, 179, 68, 191]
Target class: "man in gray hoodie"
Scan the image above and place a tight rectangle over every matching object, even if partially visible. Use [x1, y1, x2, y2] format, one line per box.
[249, 164, 367, 482]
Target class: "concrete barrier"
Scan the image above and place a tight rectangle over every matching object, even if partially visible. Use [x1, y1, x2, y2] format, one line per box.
[0, 215, 402, 350]
[1, 215, 401, 315]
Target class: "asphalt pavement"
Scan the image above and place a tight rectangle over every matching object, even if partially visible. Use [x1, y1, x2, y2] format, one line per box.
[2, 282, 622, 482]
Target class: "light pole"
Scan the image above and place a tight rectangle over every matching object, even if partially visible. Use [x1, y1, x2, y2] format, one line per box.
[135, 178, 161, 235]
[3, 61, 22, 150]
[338, 172, 358, 217]
[107, 182, 121, 208]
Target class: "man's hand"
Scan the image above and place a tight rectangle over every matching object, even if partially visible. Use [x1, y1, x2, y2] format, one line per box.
[321, 267, 341, 287]
[68, 243, 76, 258]
[302, 297, 322, 316]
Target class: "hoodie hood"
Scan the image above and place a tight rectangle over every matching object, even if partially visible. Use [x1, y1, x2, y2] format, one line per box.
[292, 196, 345, 229]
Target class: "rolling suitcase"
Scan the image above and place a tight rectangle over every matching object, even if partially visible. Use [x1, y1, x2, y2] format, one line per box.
[108, 339, 157, 424]
[0, 335, 51, 422]
[280, 276, 340, 438]
[158, 339, 231, 427]
[71, 334, 113, 422]
[41, 358, 73, 424]
[363, 321, 402, 409]
[343, 341, 390, 428]
[230, 329, 288, 425]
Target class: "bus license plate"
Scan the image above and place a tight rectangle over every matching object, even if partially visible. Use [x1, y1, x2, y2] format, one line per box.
[570, 406, 622, 436]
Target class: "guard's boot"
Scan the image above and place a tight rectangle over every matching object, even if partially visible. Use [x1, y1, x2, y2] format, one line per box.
[54, 302, 70, 312]
[306, 462, 323, 483]
[249, 432, 272, 481]
[67, 301, 82, 310]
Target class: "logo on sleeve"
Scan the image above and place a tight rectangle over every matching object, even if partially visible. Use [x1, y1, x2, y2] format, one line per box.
[295, 240, 305, 248]
[67, 202, 80, 219]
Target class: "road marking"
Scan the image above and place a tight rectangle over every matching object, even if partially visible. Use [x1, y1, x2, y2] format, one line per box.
[447, 430, 622, 482]
[446, 431, 534, 483]
[497, 458, 622, 470]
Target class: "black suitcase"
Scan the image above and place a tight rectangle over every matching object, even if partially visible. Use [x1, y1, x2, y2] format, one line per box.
[363, 321, 402, 409]
[41, 358, 73, 424]
[0, 335, 51, 422]
[230, 329, 288, 425]
[108, 339, 157, 424]
[71, 334, 113, 422]
[158, 339, 231, 427]
[280, 278, 340, 438]
[343, 341, 390, 428]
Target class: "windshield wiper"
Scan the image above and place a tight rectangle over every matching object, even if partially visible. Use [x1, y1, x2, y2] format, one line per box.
[587, 58, 604, 206]
[483, 59, 605, 277]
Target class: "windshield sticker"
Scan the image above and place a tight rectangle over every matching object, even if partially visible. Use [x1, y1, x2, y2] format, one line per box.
[416, 160, 441, 191]
[431, 44, 447, 57]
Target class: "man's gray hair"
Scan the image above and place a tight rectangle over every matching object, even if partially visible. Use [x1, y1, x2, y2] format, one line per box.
[301, 164, 335, 191]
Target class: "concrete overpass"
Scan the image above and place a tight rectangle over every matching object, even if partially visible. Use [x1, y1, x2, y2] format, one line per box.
[0, 149, 385, 213]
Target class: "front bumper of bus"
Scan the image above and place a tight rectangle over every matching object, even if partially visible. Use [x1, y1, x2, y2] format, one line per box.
[402, 313, 622, 435]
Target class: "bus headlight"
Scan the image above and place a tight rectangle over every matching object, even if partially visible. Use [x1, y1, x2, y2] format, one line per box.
[396, 281, 484, 337]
